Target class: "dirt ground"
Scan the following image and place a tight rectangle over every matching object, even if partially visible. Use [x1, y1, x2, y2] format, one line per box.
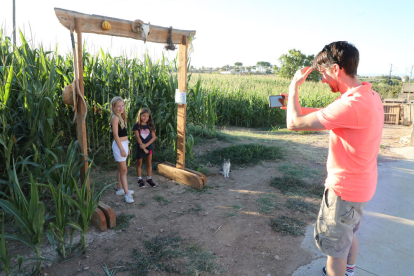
[36, 124, 412, 276]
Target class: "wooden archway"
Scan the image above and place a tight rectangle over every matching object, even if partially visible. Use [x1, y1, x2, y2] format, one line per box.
[55, 8, 206, 230]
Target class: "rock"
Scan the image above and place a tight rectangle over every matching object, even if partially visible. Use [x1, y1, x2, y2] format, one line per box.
[236, 196, 240, 199]
[160, 229, 164, 233]
[84, 266, 89, 270]
[275, 255, 281, 260]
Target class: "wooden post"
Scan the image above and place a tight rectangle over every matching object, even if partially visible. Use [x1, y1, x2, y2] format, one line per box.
[74, 18, 89, 188]
[176, 35, 188, 170]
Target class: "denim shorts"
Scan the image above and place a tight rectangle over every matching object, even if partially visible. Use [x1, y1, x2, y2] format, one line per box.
[314, 188, 368, 259]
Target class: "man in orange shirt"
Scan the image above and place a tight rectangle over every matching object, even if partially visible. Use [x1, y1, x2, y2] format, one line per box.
[285, 41, 384, 276]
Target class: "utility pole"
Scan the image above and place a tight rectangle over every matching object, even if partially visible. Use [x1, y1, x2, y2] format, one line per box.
[13, 0, 16, 47]
[388, 64, 392, 86]
[409, 65, 413, 84]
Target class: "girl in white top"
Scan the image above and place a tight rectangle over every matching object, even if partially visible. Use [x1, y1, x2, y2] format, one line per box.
[110, 97, 134, 203]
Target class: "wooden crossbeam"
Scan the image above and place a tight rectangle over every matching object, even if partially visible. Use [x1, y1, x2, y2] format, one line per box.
[55, 8, 195, 44]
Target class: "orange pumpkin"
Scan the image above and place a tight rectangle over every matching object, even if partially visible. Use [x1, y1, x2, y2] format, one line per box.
[102, 20, 111, 30]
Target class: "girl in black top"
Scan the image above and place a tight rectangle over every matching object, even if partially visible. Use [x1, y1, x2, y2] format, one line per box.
[133, 108, 157, 188]
[110, 97, 134, 203]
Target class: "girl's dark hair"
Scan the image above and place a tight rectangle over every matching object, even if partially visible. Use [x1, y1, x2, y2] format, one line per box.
[312, 41, 359, 77]
[136, 108, 155, 132]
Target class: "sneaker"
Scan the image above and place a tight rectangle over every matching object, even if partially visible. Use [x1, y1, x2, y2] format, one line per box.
[146, 178, 156, 187]
[125, 193, 134, 204]
[322, 267, 326, 276]
[138, 179, 146, 188]
[116, 189, 134, 196]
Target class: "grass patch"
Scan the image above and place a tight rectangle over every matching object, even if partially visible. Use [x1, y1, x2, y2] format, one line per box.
[270, 176, 324, 197]
[185, 185, 215, 195]
[153, 195, 172, 205]
[114, 213, 136, 231]
[202, 144, 283, 167]
[279, 163, 319, 179]
[285, 198, 318, 214]
[138, 202, 148, 207]
[188, 203, 204, 215]
[223, 212, 238, 218]
[230, 204, 242, 210]
[121, 234, 220, 276]
[269, 216, 306, 236]
[256, 193, 281, 214]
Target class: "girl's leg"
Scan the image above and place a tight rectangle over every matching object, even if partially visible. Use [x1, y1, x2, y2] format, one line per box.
[118, 161, 129, 194]
[136, 158, 143, 177]
[117, 168, 122, 189]
[146, 153, 153, 177]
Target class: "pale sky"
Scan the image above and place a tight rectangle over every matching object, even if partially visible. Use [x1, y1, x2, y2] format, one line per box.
[1, 0, 413, 76]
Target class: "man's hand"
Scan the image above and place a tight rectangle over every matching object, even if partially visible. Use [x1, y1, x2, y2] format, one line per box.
[279, 93, 288, 110]
[291, 67, 313, 87]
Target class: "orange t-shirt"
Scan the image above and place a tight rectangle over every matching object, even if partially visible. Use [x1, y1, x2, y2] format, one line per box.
[316, 82, 384, 202]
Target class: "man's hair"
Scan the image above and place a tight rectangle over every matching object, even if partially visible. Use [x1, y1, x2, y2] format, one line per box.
[312, 41, 359, 77]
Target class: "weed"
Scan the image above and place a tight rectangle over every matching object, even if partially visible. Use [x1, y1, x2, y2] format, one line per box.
[270, 176, 323, 197]
[188, 203, 204, 215]
[269, 216, 306, 236]
[185, 185, 215, 195]
[230, 205, 242, 210]
[256, 193, 281, 214]
[114, 213, 136, 231]
[153, 195, 172, 205]
[121, 234, 220, 276]
[104, 247, 115, 254]
[91, 257, 122, 276]
[285, 198, 318, 214]
[138, 202, 148, 207]
[202, 144, 283, 167]
[223, 212, 238, 218]
[196, 165, 209, 175]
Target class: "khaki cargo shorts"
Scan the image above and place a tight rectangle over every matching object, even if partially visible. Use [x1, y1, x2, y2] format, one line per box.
[314, 188, 368, 259]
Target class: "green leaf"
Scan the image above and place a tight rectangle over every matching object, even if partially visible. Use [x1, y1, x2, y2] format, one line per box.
[4, 234, 36, 251]
[66, 222, 83, 232]
[0, 199, 32, 235]
[2, 63, 13, 108]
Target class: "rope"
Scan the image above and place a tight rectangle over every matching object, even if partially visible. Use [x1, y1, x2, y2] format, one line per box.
[69, 24, 88, 124]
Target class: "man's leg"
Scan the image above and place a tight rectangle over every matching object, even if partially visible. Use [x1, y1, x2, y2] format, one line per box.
[326, 256, 346, 276]
[325, 235, 358, 276]
[347, 235, 358, 265]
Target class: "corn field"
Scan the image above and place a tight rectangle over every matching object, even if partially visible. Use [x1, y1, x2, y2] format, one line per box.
[189, 73, 336, 127]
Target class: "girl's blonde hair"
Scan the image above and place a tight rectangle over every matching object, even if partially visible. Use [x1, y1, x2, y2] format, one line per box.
[135, 108, 155, 132]
[110, 97, 127, 129]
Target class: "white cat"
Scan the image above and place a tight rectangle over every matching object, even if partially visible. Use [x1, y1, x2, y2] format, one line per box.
[220, 159, 231, 178]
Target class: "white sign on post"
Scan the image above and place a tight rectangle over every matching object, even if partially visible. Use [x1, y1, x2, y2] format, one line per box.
[175, 89, 186, 104]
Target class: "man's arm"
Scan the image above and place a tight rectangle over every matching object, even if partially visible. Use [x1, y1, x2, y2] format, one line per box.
[286, 67, 326, 131]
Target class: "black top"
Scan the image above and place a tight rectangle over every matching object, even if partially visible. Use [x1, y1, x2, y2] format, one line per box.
[113, 122, 128, 138]
[132, 124, 154, 150]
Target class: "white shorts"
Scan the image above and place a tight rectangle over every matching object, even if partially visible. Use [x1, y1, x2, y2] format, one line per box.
[112, 140, 129, 162]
